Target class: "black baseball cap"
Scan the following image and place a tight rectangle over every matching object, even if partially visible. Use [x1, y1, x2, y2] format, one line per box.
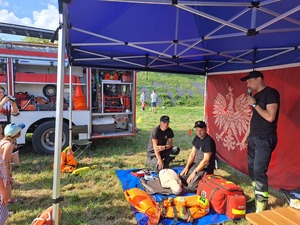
[194, 120, 207, 128]
[240, 70, 264, 81]
[160, 115, 170, 123]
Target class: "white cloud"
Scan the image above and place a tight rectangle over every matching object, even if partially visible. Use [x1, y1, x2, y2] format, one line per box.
[0, 9, 32, 25]
[32, 4, 59, 30]
[0, 4, 58, 31]
[0, 0, 9, 7]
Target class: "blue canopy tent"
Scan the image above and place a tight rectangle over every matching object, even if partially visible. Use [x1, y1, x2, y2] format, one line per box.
[52, 0, 300, 224]
[63, 0, 300, 74]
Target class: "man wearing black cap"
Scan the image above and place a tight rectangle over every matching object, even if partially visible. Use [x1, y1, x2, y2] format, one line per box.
[240, 70, 280, 213]
[147, 115, 180, 172]
[180, 120, 216, 192]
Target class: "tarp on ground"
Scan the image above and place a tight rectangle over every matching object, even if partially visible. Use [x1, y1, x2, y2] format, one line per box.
[116, 168, 230, 225]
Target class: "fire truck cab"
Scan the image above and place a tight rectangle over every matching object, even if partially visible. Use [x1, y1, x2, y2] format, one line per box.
[0, 42, 136, 155]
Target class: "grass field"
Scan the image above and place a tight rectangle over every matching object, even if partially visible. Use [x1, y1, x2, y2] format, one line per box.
[7, 106, 287, 225]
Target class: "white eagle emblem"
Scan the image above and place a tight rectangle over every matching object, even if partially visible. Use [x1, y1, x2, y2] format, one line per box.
[213, 87, 252, 151]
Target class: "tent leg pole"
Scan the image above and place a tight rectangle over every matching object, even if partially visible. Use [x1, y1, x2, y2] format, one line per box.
[52, 2, 67, 225]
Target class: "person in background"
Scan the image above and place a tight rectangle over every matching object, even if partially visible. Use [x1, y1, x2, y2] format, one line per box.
[0, 123, 25, 223]
[180, 120, 216, 193]
[150, 90, 157, 113]
[240, 70, 280, 213]
[0, 149, 9, 225]
[0, 86, 19, 139]
[147, 115, 180, 173]
[140, 91, 146, 111]
[0, 123, 25, 206]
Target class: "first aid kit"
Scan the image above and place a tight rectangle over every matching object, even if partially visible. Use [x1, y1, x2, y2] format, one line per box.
[196, 174, 246, 219]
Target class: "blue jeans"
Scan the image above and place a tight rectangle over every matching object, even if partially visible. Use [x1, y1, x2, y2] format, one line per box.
[248, 136, 277, 193]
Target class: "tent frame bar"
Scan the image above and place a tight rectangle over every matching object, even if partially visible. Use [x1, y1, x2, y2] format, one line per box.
[66, 0, 300, 73]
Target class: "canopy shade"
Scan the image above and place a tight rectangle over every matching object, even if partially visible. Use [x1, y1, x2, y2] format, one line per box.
[65, 0, 300, 75]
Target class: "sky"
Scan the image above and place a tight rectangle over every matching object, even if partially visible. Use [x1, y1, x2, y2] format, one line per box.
[0, 0, 58, 41]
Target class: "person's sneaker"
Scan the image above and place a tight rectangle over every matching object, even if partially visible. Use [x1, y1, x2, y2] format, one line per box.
[255, 195, 268, 213]
[8, 198, 24, 204]
[255, 201, 267, 213]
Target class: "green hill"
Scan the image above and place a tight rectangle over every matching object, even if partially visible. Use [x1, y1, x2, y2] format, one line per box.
[136, 71, 205, 107]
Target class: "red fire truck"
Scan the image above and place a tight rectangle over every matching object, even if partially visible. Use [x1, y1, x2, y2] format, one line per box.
[0, 41, 137, 154]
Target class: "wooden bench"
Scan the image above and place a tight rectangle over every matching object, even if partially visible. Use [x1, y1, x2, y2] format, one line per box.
[246, 207, 300, 225]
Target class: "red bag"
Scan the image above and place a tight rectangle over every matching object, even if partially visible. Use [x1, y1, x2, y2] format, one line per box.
[14, 92, 31, 108]
[196, 174, 246, 219]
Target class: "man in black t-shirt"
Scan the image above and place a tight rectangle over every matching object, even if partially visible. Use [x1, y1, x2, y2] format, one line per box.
[180, 120, 216, 192]
[147, 115, 180, 172]
[240, 70, 280, 213]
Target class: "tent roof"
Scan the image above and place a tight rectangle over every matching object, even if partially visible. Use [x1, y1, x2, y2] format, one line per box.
[64, 0, 300, 75]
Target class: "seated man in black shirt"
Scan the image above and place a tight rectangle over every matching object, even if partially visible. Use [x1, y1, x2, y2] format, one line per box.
[180, 120, 216, 192]
[146, 115, 180, 173]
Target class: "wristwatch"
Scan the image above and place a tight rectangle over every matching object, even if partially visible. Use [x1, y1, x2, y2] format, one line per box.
[194, 170, 198, 175]
[252, 103, 258, 108]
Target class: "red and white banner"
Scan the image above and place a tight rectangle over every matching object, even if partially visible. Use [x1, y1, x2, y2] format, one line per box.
[206, 66, 300, 190]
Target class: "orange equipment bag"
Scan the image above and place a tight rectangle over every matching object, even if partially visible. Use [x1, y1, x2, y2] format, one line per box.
[31, 206, 61, 225]
[159, 195, 210, 223]
[121, 73, 132, 82]
[124, 188, 161, 225]
[60, 146, 77, 173]
[14, 91, 31, 108]
[20, 99, 36, 111]
[196, 174, 246, 219]
[35, 96, 49, 104]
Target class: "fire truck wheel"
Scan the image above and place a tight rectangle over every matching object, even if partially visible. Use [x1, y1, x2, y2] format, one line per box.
[32, 121, 69, 155]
